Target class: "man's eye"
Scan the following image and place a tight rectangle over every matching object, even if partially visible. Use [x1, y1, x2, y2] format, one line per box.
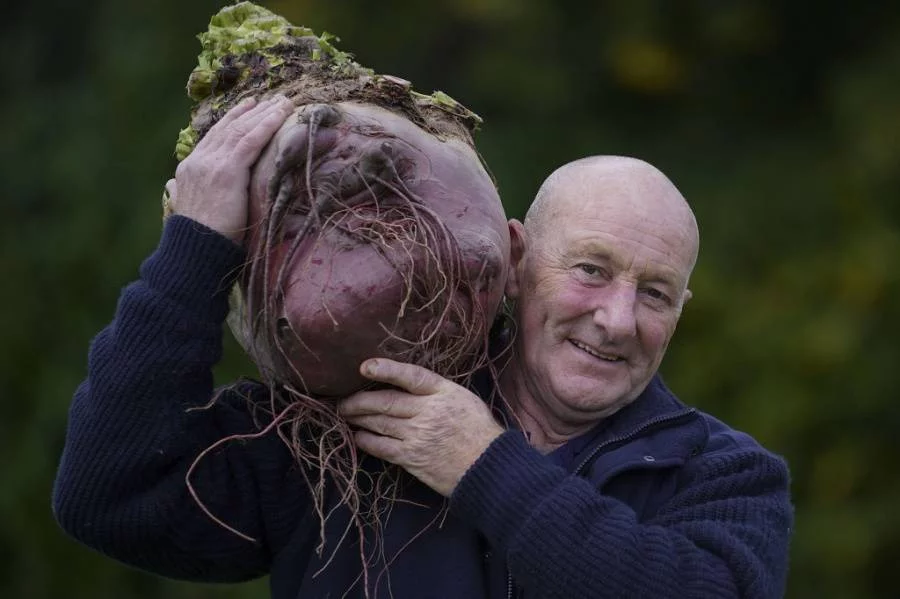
[577, 263, 602, 276]
[643, 287, 671, 304]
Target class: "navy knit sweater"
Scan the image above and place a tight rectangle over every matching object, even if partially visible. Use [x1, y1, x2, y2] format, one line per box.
[53, 216, 793, 598]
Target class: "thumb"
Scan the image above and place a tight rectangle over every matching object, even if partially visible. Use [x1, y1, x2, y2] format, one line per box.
[360, 359, 445, 396]
[165, 178, 177, 202]
[162, 178, 178, 218]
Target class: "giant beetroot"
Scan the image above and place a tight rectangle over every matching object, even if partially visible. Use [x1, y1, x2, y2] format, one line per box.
[240, 100, 509, 396]
[172, 2, 509, 398]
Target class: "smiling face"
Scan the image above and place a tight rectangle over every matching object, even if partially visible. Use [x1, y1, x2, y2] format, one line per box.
[504, 156, 699, 428]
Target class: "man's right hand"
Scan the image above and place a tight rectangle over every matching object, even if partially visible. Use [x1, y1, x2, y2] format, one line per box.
[168, 95, 295, 245]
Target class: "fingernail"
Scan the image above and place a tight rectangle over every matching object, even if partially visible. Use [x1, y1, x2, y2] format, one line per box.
[362, 360, 378, 376]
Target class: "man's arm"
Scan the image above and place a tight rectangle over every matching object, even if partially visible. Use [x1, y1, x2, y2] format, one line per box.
[52, 216, 313, 582]
[452, 429, 791, 599]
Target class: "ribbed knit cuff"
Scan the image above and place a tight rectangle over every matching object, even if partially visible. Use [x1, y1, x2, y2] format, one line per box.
[140, 216, 246, 321]
[449, 430, 568, 551]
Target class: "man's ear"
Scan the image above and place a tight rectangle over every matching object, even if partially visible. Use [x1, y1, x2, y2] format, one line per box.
[506, 219, 527, 300]
[682, 288, 693, 305]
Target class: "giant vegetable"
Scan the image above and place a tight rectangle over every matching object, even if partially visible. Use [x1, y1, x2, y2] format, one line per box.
[171, 1, 511, 568]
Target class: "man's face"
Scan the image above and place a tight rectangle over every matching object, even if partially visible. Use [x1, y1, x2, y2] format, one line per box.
[506, 170, 696, 424]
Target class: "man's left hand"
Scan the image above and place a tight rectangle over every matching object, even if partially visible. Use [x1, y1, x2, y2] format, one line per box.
[338, 358, 504, 497]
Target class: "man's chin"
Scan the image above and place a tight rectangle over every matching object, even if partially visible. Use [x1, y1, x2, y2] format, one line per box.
[553, 383, 630, 417]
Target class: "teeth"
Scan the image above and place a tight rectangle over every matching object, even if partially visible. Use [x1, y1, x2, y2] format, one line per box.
[572, 340, 621, 361]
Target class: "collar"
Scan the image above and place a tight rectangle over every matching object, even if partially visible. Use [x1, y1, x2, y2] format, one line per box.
[572, 375, 707, 479]
[474, 364, 704, 465]
[595, 374, 697, 441]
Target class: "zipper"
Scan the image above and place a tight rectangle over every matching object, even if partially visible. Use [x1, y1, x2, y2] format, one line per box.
[505, 407, 697, 598]
[574, 407, 696, 476]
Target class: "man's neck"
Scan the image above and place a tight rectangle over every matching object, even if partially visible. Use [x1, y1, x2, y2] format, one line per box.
[498, 365, 598, 454]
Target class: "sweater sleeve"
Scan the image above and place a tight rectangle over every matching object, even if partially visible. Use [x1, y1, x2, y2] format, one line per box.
[450, 431, 792, 599]
[52, 216, 314, 583]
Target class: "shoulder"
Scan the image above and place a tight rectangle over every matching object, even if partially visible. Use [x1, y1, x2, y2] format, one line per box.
[682, 410, 791, 501]
[696, 411, 787, 468]
[653, 376, 788, 469]
[645, 378, 791, 497]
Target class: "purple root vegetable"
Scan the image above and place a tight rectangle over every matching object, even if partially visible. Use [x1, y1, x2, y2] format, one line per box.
[172, 3, 511, 577]
[241, 100, 509, 397]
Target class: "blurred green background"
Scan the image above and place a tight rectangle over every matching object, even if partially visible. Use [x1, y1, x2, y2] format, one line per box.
[4, 0, 899, 597]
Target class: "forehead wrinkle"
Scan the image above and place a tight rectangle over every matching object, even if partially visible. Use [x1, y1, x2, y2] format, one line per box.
[581, 179, 694, 257]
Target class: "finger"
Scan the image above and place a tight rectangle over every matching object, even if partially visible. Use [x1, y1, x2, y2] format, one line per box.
[338, 390, 417, 418]
[229, 101, 296, 166]
[193, 96, 259, 151]
[164, 178, 177, 201]
[359, 359, 445, 396]
[345, 414, 405, 440]
[216, 96, 292, 152]
[199, 96, 287, 152]
[353, 429, 403, 462]
[215, 96, 259, 128]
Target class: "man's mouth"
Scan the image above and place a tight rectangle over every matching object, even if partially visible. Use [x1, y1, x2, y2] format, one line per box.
[571, 340, 624, 362]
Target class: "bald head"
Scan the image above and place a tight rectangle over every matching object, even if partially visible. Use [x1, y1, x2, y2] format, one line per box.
[524, 155, 699, 276]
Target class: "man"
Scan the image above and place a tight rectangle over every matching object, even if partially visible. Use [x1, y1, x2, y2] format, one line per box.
[54, 97, 792, 598]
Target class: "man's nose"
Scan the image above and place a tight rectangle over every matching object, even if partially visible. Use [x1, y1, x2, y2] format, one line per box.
[593, 282, 637, 340]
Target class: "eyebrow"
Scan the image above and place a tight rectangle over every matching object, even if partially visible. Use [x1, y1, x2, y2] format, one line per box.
[570, 240, 681, 288]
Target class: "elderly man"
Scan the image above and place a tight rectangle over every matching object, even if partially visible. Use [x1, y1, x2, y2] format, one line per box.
[340, 155, 792, 598]
[54, 98, 792, 598]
